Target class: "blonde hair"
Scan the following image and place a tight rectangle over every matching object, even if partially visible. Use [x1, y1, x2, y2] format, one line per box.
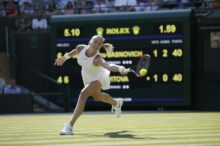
[91, 35, 114, 53]
[103, 43, 114, 53]
[92, 35, 105, 41]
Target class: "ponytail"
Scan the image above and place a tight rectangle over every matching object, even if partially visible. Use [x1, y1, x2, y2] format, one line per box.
[103, 43, 114, 53]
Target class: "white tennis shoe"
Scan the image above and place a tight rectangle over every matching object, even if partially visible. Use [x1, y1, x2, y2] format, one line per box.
[60, 123, 73, 135]
[111, 98, 123, 118]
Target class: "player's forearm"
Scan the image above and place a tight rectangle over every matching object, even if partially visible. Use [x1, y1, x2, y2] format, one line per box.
[62, 53, 71, 61]
[108, 64, 124, 73]
[69, 49, 78, 57]
[97, 57, 129, 74]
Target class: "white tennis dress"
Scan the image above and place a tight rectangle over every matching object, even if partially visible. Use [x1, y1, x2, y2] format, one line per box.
[77, 46, 110, 90]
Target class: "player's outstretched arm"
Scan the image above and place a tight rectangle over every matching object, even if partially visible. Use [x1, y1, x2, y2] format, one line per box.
[94, 56, 130, 75]
[54, 44, 86, 66]
[54, 53, 70, 66]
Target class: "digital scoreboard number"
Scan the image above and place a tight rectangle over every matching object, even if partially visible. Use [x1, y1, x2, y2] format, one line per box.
[51, 10, 192, 108]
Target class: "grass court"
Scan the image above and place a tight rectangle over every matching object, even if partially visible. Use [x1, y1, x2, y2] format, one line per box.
[0, 112, 220, 146]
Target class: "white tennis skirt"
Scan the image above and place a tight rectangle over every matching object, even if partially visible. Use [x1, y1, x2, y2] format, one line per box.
[81, 69, 110, 90]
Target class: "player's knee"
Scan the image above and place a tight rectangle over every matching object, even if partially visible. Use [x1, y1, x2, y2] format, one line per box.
[79, 80, 101, 101]
[93, 97, 102, 102]
[93, 95, 103, 102]
[92, 92, 103, 102]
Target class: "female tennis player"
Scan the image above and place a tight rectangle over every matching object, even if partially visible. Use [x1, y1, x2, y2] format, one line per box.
[55, 35, 130, 135]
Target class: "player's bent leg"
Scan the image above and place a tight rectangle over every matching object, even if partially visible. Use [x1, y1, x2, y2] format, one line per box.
[92, 91, 117, 106]
[70, 80, 102, 125]
[92, 91, 123, 118]
[60, 80, 102, 135]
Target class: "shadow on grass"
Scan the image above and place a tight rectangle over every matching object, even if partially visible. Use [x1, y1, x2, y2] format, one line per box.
[78, 130, 155, 139]
[104, 130, 146, 139]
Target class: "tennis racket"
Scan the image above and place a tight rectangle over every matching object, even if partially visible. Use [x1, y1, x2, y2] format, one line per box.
[129, 54, 151, 77]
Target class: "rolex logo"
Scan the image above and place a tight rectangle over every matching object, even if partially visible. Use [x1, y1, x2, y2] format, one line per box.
[96, 27, 104, 35]
[132, 25, 140, 35]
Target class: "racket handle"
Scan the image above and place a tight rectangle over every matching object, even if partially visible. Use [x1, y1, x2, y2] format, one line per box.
[129, 69, 141, 77]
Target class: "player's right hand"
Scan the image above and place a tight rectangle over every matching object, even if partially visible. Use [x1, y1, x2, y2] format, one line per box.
[54, 58, 65, 66]
[120, 67, 130, 75]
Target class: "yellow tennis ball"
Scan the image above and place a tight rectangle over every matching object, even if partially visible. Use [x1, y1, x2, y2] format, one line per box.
[139, 69, 147, 76]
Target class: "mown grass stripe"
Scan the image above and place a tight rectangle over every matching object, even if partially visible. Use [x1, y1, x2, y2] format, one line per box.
[0, 112, 220, 146]
[0, 130, 220, 141]
[0, 133, 220, 145]
[0, 126, 219, 137]
[31, 137, 220, 146]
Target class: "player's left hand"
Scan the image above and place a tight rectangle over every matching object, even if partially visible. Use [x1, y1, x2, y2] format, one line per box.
[54, 58, 65, 66]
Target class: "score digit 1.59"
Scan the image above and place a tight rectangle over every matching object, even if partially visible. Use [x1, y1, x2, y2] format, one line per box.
[159, 24, 176, 34]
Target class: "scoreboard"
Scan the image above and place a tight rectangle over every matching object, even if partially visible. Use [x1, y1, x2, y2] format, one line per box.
[51, 9, 192, 108]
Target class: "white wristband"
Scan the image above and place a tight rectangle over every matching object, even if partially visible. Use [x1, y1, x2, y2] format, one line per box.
[63, 53, 71, 61]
